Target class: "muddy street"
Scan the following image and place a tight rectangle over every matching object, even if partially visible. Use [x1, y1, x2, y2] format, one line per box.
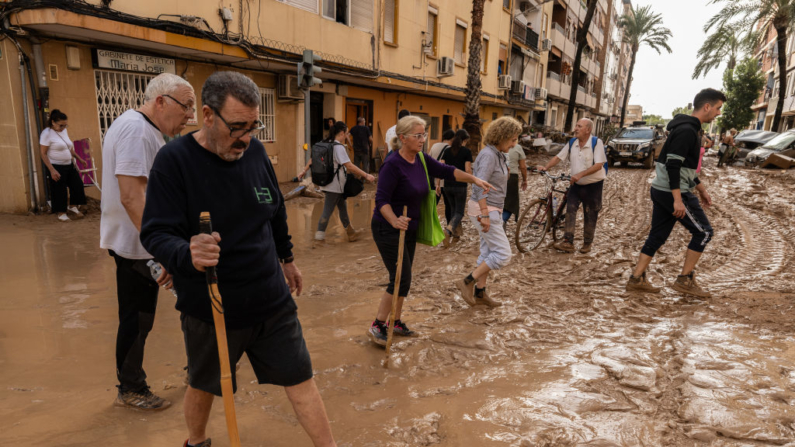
[3, 157, 795, 447]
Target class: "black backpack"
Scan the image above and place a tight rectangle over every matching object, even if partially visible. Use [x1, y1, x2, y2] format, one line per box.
[310, 141, 342, 187]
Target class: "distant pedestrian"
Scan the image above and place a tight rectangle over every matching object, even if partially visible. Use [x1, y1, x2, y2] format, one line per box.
[368, 116, 492, 345]
[626, 88, 724, 298]
[39, 109, 86, 221]
[503, 141, 528, 223]
[350, 117, 374, 173]
[314, 121, 375, 246]
[440, 129, 473, 246]
[717, 129, 737, 167]
[432, 129, 456, 223]
[385, 109, 411, 154]
[456, 117, 523, 308]
[100, 72, 195, 410]
[537, 118, 606, 254]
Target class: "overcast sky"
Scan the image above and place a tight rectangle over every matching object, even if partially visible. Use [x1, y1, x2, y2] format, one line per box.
[628, 0, 725, 118]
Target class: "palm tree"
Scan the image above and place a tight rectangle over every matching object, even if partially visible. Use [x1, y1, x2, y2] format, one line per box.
[463, 0, 486, 153]
[618, 5, 672, 128]
[706, 0, 795, 132]
[692, 25, 750, 79]
[564, 0, 598, 133]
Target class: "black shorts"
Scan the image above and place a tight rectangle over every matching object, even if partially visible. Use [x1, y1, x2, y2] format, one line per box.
[181, 304, 313, 396]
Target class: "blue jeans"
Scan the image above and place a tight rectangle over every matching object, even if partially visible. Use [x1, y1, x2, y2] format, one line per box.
[469, 210, 512, 270]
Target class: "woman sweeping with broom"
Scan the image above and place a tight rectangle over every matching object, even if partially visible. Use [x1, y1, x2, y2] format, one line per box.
[368, 116, 493, 346]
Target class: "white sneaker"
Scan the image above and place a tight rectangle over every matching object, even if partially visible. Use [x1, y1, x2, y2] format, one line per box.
[58, 213, 70, 222]
[67, 206, 83, 217]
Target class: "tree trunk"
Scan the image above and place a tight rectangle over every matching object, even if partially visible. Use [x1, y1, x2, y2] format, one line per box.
[619, 45, 638, 128]
[463, 0, 486, 154]
[772, 25, 788, 131]
[563, 0, 597, 132]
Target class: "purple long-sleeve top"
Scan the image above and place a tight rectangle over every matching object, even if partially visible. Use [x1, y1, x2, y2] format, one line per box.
[373, 152, 457, 231]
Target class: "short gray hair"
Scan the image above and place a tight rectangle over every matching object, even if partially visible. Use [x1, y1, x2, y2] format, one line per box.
[201, 71, 260, 111]
[579, 118, 594, 132]
[144, 73, 193, 102]
[357, 117, 365, 124]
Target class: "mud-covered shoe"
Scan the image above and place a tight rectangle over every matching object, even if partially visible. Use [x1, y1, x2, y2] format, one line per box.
[345, 225, 363, 242]
[183, 438, 212, 447]
[456, 278, 477, 307]
[453, 225, 464, 238]
[579, 243, 592, 254]
[114, 387, 171, 411]
[475, 288, 502, 308]
[393, 319, 416, 336]
[67, 206, 84, 218]
[553, 240, 575, 253]
[368, 319, 388, 346]
[57, 213, 70, 222]
[626, 272, 661, 293]
[442, 227, 453, 248]
[672, 271, 711, 298]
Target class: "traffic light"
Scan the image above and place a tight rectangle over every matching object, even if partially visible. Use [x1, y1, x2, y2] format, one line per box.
[298, 49, 322, 89]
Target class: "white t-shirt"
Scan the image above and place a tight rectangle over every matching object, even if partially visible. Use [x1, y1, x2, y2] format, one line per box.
[40, 127, 73, 165]
[555, 136, 607, 185]
[430, 142, 448, 160]
[320, 141, 350, 194]
[100, 110, 166, 259]
[385, 125, 397, 152]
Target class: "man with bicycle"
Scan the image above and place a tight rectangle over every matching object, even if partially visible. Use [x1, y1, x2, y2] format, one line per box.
[536, 118, 606, 254]
[626, 88, 724, 298]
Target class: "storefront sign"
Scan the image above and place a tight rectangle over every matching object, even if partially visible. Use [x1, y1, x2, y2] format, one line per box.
[93, 49, 175, 74]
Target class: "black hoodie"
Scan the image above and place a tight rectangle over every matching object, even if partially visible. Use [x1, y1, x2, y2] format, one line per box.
[651, 114, 702, 193]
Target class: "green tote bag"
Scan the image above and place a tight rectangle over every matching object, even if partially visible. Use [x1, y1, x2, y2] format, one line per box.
[417, 153, 446, 247]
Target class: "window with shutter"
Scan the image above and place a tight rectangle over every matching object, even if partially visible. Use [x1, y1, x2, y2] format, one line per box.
[427, 8, 438, 56]
[351, 0, 373, 32]
[481, 35, 489, 74]
[384, 0, 397, 44]
[280, 0, 318, 14]
[454, 24, 466, 64]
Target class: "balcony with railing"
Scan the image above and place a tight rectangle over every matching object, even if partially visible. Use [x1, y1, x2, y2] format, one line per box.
[552, 22, 567, 53]
[547, 71, 561, 98]
[513, 19, 540, 51]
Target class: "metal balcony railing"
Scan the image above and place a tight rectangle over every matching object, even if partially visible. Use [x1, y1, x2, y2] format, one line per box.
[513, 21, 540, 51]
[578, 85, 586, 92]
[547, 71, 561, 81]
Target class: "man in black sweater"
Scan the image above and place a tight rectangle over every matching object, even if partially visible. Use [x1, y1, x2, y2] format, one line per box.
[141, 72, 336, 447]
[626, 88, 725, 298]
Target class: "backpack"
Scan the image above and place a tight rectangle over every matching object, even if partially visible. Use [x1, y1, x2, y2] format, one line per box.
[568, 136, 607, 175]
[311, 141, 343, 187]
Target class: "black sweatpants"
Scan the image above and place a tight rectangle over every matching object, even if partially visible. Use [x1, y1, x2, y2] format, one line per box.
[641, 188, 714, 257]
[49, 163, 86, 213]
[371, 219, 417, 296]
[564, 180, 603, 244]
[110, 250, 159, 393]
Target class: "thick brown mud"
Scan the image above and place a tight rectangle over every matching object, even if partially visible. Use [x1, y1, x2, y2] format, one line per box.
[2, 157, 795, 446]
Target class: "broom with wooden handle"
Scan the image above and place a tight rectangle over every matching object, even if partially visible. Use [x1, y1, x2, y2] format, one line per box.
[384, 206, 408, 368]
[198, 212, 241, 447]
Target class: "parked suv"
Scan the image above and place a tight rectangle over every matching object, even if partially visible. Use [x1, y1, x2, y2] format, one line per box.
[605, 122, 666, 169]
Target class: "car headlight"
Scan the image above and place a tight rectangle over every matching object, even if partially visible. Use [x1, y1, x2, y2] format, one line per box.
[638, 142, 650, 150]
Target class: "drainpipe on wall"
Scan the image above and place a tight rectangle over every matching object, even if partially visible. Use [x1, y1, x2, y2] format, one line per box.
[19, 53, 40, 213]
[29, 38, 50, 204]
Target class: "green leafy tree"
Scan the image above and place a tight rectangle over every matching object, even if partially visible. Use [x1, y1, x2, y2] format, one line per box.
[618, 5, 673, 127]
[692, 25, 751, 79]
[718, 57, 766, 130]
[671, 105, 710, 131]
[642, 114, 668, 126]
[707, 0, 795, 131]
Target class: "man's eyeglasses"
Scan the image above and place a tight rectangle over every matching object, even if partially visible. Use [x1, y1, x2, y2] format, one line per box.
[163, 94, 196, 114]
[210, 106, 265, 139]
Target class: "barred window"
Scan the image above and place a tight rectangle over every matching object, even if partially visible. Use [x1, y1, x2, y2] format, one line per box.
[258, 88, 276, 143]
[94, 70, 156, 141]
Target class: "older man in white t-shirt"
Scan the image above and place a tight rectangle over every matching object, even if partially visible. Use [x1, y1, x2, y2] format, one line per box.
[537, 118, 606, 254]
[100, 73, 195, 410]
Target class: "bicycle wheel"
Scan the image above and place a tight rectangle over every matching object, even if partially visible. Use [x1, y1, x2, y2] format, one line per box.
[515, 199, 551, 252]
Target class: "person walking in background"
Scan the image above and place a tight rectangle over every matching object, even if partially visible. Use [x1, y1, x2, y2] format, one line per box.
[537, 118, 606, 254]
[314, 121, 375, 246]
[368, 116, 493, 345]
[349, 117, 373, 173]
[385, 109, 411, 154]
[626, 88, 723, 298]
[456, 117, 523, 308]
[100, 73, 195, 411]
[440, 129, 473, 246]
[431, 129, 455, 221]
[503, 140, 528, 224]
[717, 128, 737, 168]
[39, 109, 87, 221]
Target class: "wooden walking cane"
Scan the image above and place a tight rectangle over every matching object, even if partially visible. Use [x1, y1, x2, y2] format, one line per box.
[198, 212, 242, 447]
[384, 206, 408, 368]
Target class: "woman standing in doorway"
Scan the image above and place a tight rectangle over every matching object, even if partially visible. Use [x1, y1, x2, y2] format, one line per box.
[40, 109, 86, 221]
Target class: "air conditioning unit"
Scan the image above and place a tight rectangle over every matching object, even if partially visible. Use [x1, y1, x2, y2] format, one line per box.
[498, 75, 512, 90]
[535, 88, 548, 99]
[511, 80, 526, 95]
[437, 57, 455, 77]
[277, 74, 303, 101]
[542, 39, 552, 51]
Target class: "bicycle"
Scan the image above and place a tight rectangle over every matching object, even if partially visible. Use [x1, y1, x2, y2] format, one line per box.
[514, 170, 572, 253]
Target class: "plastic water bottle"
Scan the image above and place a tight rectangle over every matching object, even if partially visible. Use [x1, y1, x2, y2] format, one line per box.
[147, 260, 177, 297]
[552, 196, 559, 217]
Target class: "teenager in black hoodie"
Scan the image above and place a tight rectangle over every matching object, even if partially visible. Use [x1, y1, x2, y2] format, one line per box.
[626, 88, 725, 298]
